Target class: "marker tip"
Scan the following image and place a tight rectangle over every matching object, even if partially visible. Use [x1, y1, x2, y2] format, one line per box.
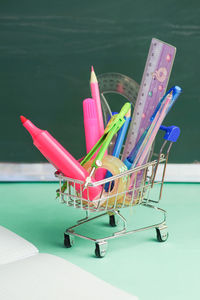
[20, 115, 27, 124]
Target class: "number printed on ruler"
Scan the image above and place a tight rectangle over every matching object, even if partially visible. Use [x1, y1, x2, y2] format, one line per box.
[122, 38, 176, 160]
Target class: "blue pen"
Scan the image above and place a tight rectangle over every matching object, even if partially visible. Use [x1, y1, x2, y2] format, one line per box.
[105, 109, 131, 191]
[124, 86, 182, 169]
[112, 109, 131, 158]
[150, 86, 182, 122]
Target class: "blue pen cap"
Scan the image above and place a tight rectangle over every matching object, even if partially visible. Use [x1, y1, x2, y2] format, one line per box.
[150, 86, 182, 122]
[172, 86, 182, 100]
[160, 125, 181, 142]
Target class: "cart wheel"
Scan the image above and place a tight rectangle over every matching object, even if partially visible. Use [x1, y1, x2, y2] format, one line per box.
[109, 215, 117, 227]
[156, 227, 168, 242]
[95, 242, 107, 258]
[64, 234, 74, 248]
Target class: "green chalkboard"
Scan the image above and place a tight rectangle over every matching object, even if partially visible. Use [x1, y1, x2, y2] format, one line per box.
[0, 0, 199, 163]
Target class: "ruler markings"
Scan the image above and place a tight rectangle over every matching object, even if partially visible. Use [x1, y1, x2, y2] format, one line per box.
[122, 38, 176, 160]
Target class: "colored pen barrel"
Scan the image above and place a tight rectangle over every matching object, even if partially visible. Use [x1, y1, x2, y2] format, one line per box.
[20, 116, 102, 201]
[83, 98, 106, 181]
[105, 111, 131, 191]
[83, 98, 101, 155]
[112, 110, 131, 158]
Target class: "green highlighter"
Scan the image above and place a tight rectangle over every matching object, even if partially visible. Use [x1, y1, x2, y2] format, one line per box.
[81, 102, 131, 188]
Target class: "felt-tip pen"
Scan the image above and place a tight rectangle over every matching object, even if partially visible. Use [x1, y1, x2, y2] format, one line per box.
[20, 116, 102, 201]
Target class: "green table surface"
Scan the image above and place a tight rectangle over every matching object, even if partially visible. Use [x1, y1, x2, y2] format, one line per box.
[0, 182, 200, 300]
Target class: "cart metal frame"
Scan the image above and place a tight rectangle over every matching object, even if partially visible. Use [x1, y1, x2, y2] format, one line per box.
[55, 138, 172, 257]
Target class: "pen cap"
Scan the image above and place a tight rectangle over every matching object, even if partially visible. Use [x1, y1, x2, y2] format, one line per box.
[83, 98, 98, 120]
[21, 116, 43, 138]
[83, 98, 101, 153]
[172, 86, 182, 101]
[160, 125, 181, 142]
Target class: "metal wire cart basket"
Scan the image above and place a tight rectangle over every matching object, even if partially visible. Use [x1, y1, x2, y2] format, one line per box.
[55, 125, 180, 258]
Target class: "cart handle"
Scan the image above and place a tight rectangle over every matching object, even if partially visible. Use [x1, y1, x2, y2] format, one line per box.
[160, 125, 180, 142]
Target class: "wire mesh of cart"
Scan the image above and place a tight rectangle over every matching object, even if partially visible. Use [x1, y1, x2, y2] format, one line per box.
[55, 124, 180, 257]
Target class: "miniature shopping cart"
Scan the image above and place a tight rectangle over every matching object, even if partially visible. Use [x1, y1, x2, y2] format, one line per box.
[55, 125, 180, 257]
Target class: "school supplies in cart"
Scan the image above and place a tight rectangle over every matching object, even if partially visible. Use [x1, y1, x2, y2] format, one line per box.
[55, 38, 181, 257]
[20, 37, 182, 257]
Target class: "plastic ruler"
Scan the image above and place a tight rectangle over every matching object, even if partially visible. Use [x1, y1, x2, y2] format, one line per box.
[98, 72, 139, 105]
[98, 72, 139, 123]
[97, 73, 139, 154]
[122, 38, 176, 160]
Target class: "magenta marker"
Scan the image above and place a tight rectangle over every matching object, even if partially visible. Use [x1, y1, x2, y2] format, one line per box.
[20, 116, 102, 200]
[83, 98, 106, 181]
[83, 98, 101, 154]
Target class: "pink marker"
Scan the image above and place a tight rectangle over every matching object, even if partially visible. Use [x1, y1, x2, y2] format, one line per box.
[83, 98, 106, 181]
[90, 66, 104, 136]
[20, 116, 102, 201]
[83, 98, 101, 154]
